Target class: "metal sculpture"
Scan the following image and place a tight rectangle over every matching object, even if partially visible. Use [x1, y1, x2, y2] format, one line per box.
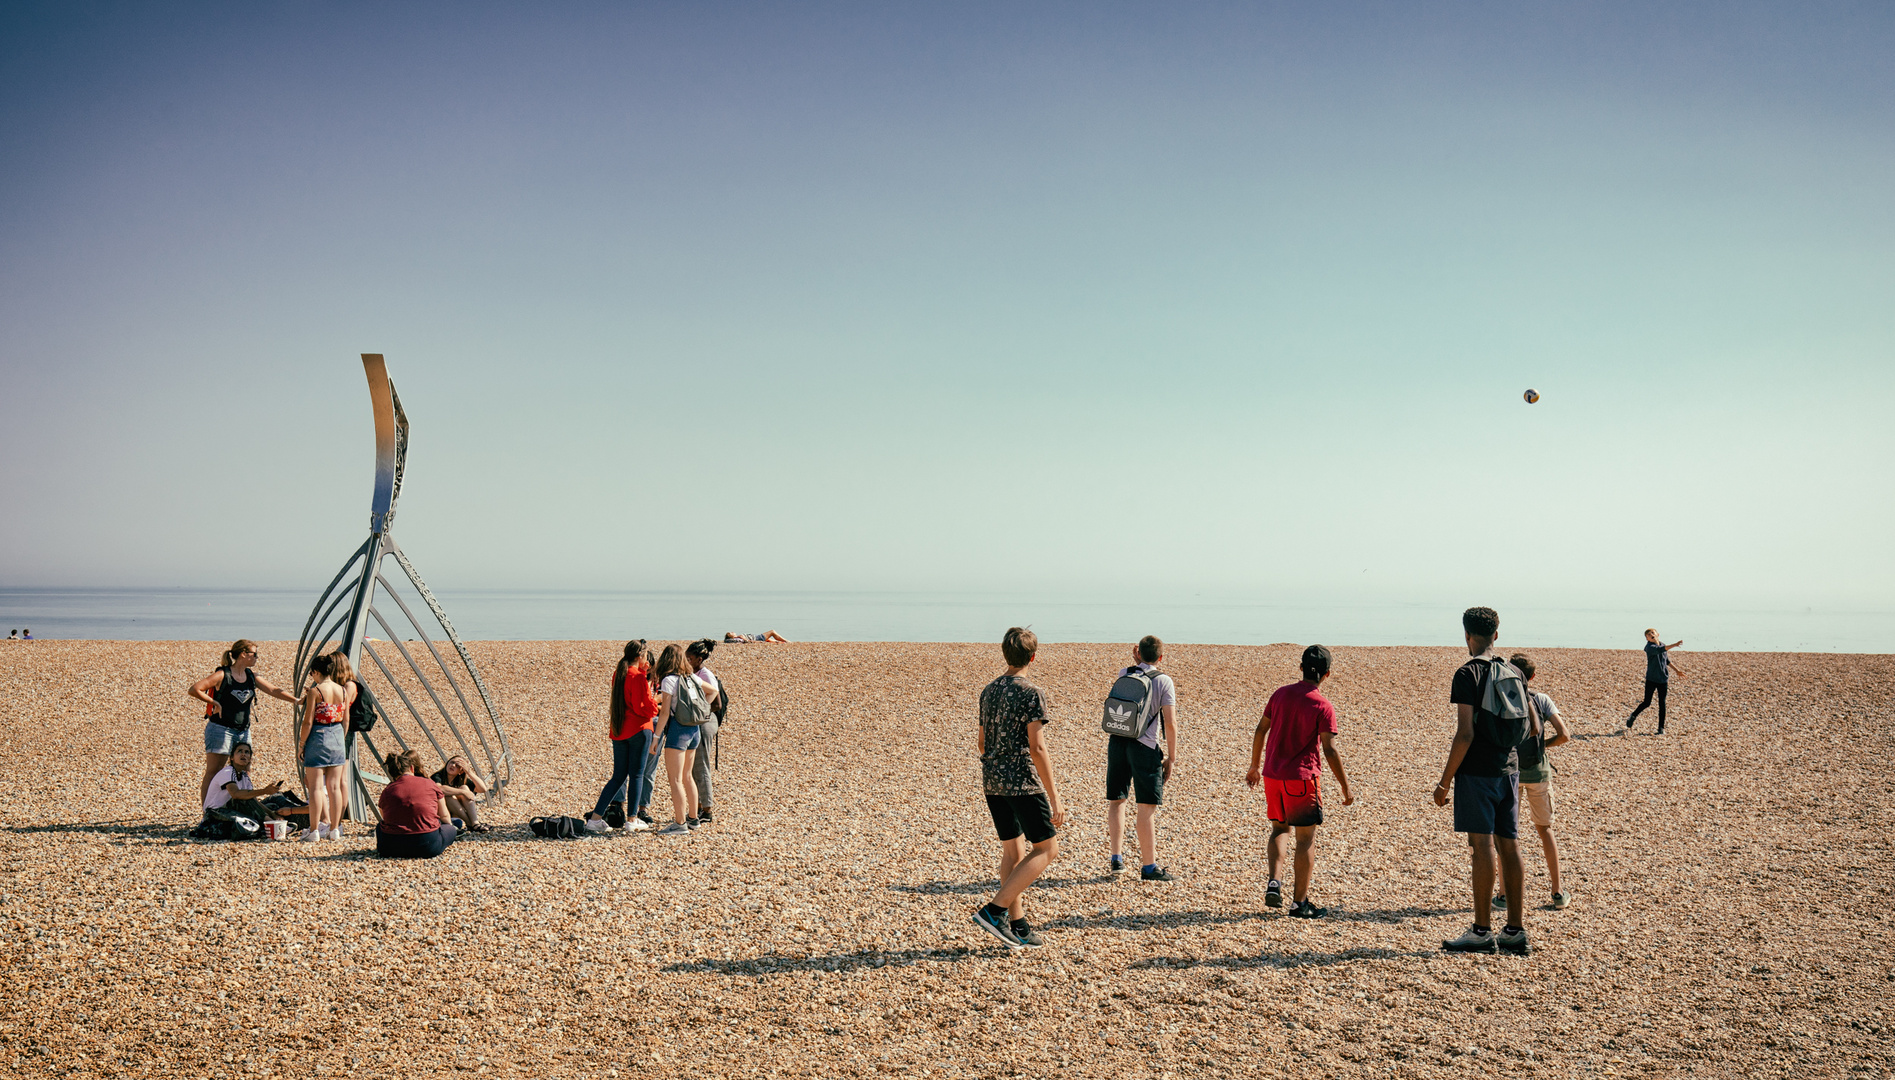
[292, 354, 512, 821]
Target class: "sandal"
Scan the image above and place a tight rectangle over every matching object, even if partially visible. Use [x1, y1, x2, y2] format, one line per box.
[468, 822, 493, 834]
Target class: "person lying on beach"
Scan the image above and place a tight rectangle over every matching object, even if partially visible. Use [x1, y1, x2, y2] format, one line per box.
[432, 755, 492, 834]
[724, 631, 789, 643]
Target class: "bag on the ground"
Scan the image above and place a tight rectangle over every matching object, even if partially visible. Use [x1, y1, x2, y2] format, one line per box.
[529, 815, 589, 840]
[672, 674, 710, 727]
[1476, 656, 1539, 751]
[349, 682, 380, 733]
[602, 801, 626, 829]
[1101, 667, 1162, 738]
[206, 805, 263, 841]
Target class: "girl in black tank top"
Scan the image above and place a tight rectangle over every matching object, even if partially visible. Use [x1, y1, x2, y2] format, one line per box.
[190, 638, 299, 806]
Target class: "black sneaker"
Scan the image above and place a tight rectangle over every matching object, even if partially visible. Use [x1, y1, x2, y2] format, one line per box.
[636, 810, 656, 826]
[1288, 899, 1326, 919]
[1497, 927, 1531, 956]
[697, 808, 713, 824]
[971, 906, 1023, 949]
[1265, 881, 1283, 908]
[1109, 854, 1126, 874]
[685, 817, 700, 831]
[1140, 865, 1174, 882]
[1010, 920, 1043, 947]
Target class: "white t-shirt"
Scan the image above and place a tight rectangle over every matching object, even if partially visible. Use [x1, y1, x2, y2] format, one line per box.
[1129, 663, 1176, 749]
[204, 765, 253, 810]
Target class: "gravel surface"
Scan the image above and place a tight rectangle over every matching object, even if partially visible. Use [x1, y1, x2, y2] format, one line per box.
[2, 639, 1891, 1079]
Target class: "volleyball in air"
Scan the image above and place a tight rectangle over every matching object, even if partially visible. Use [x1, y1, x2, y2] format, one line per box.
[1523, 389, 1540, 404]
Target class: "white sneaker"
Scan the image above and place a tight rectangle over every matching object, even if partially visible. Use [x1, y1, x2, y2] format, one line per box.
[624, 819, 650, 832]
[656, 822, 691, 837]
[299, 827, 321, 843]
[584, 817, 609, 833]
[325, 826, 343, 841]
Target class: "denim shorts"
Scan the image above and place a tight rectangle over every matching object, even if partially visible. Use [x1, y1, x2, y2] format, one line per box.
[204, 722, 252, 756]
[1453, 773, 1520, 839]
[302, 723, 347, 768]
[662, 722, 703, 751]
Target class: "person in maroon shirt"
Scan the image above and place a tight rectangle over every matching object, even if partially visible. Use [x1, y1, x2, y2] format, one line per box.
[1245, 644, 1355, 919]
[376, 749, 458, 858]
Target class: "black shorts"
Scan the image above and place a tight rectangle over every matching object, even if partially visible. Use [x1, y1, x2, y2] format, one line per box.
[985, 792, 1057, 845]
[1105, 735, 1165, 806]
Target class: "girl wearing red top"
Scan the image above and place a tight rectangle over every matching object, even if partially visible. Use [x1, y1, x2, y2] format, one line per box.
[376, 749, 458, 858]
[586, 640, 658, 833]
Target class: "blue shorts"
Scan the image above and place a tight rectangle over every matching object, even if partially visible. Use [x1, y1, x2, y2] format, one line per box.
[204, 722, 252, 756]
[302, 723, 347, 769]
[662, 723, 702, 751]
[1453, 773, 1520, 839]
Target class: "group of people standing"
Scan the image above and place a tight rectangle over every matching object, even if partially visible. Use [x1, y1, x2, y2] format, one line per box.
[584, 638, 727, 837]
[969, 610, 1594, 956]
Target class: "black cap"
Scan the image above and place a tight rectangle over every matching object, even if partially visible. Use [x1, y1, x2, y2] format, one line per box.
[1301, 644, 1332, 678]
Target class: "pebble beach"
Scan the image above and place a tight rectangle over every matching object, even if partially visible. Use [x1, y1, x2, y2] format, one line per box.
[2, 639, 1891, 1079]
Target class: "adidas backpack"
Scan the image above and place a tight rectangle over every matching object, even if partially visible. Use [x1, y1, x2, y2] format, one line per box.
[1101, 667, 1162, 739]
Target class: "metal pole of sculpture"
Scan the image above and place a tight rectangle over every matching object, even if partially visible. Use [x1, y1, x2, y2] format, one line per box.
[292, 355, 511, 822]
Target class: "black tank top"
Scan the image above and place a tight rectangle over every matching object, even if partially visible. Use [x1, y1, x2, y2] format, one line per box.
[212, 666, 258, 732]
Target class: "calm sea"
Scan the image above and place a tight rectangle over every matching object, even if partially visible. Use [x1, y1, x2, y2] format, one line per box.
[0, 587, 1887, 653]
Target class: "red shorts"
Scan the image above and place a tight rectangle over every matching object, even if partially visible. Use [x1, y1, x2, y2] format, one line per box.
[1264, 776, 1324, 827]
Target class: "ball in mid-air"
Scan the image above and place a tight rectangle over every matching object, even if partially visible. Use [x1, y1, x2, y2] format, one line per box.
[1523, 389, 1540, 404]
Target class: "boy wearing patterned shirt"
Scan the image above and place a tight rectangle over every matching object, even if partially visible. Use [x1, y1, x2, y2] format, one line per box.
[971, 627, 1067, 949]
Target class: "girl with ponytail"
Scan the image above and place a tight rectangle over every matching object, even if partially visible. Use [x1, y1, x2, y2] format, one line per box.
[187, 638, 298, 807]
[586, 640, 658, 832]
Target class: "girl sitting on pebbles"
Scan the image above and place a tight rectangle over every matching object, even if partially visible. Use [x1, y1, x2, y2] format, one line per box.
[297, 653, 351, 841]
[187, 639, 299, 808]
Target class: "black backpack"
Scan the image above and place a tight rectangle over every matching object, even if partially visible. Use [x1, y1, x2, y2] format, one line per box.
[349, 683, 380, 733]
[529, 815, 589, 840]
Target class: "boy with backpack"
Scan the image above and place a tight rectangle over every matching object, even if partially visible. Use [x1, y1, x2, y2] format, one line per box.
[1433, 606, 1539, 956]
[1101, 635, 1177, 881]
[1244, 644, 1355, 918]
[971, 627, 1067, 949]
[1494, 654, 1571, 910]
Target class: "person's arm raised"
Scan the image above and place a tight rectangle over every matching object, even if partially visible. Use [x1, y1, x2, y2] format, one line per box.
[1434, 704, 1475, 806]
[252, 674, 300, 704]
[1024, 720, 1066, 828]
[1319, 731, 1355, 806]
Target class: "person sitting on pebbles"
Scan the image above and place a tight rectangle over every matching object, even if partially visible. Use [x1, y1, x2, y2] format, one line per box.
[376, 749, 461, 859]
[431, 754, 492, 834]
[203, 742, 289, 824]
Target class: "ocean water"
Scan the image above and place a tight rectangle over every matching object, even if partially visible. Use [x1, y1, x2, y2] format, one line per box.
[0, 587, 1888, 653]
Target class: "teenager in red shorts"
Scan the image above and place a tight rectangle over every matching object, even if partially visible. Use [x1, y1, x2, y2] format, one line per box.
[1245, 644, 1355, 918]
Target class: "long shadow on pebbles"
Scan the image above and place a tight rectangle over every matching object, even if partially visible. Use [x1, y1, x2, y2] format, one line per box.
[663, 947, 999, 976]
[1135, 947, 1438, 971]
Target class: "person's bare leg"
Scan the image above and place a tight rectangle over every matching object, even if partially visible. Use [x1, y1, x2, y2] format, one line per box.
[305, 765, 329, 835]
[201, 752, 229, 804]
[1135, 803, 1157, 867]
[325, 767, 346, 831]
[1266, 823, 1290, 884]
[1106, 799, 1127, 861]
[1496, 836, 1525, 928]
[997, 837, 1025, 920]
[1538, 825, 1562, 896]
[994, 837, 1059, 910]
[1468, 833, 1496, 927]
[1292, 825, 1317, 904]
[664, 749, 689, 824]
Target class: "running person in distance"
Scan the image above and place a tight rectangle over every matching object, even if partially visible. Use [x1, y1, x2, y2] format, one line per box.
[1104, 635, 1178, 882]
[1435, 607, 1531, 956]
[187, 639, 299, 807]
[971, 627, 1066, 949]
[1626, 629, 1685, 734]
[1245, 645, 1355, 919]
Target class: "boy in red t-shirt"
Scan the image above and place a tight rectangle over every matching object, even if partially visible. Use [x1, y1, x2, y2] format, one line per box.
[1245, 645, 1355, 918]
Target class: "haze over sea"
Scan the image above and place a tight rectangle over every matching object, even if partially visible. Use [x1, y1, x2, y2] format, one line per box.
[0, 587, 1885, 653]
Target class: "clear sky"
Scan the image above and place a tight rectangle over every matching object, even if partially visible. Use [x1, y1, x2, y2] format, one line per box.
[2, 3, 1890, 617]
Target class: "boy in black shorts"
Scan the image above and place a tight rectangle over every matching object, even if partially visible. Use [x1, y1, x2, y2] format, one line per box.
[971, 627, 1067, 949]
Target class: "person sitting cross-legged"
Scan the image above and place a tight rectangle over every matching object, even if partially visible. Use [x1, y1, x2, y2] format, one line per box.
[376, 749, 459, 859]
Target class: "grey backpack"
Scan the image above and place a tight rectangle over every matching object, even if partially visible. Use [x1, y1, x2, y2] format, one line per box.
[1101, 667, 1162, 738]
[671, 673, 709, 727]
[1476, 656, 1539, 750]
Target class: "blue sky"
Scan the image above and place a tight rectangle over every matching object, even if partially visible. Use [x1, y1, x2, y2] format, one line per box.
[1, 3, 1890, 616]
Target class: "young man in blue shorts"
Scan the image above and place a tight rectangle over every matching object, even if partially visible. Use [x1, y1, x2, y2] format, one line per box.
[971, 627, 1067, 949]
[1434, 606, 1530, 956]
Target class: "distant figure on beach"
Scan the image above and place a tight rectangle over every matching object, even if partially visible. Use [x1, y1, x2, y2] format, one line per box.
[686, 639, 726, 825]
[6, 630, 16, 640]
[725, 631, 788, 644]
[376, 749, 459, 859]
[1245, 644, 1355, 919]
[297, 653, 351, 842]
[187, 639, 299, 806]
[1101, 635, 1178, 882]
[1498, 654, 1570, 910]
[970, 627, 1065, 949]
[1435, 606, 1532, 956]
[21, 629, 32, 640]
[588, 640, 657, 833]
[1625, 629, 1685, 735]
